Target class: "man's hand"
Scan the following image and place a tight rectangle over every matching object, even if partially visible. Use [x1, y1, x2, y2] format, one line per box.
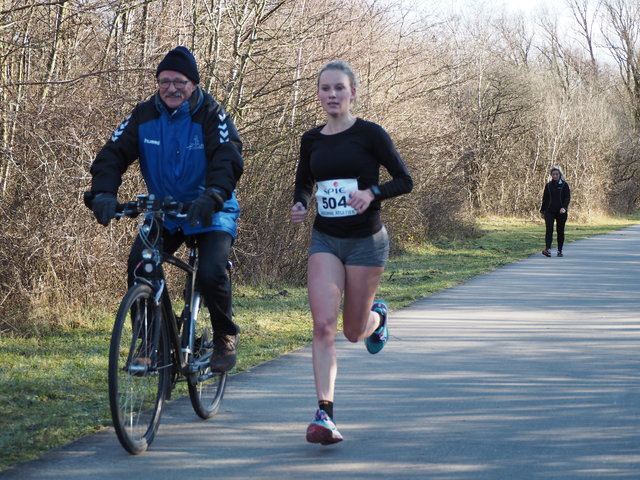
[186, 189, 224, 227]
[92, 193, 117, 226]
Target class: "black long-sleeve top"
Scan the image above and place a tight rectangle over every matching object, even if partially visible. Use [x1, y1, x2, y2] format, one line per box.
[293, 118, 412, 238]
[540, 179, 571, 214]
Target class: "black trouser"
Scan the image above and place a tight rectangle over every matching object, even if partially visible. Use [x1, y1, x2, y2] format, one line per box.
[544, 211, 568, 251]
[127, 229, 239, 336]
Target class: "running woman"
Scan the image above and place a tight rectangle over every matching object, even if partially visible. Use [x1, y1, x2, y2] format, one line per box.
[290, 60, 413, 445]
[540, 166, 571, 257]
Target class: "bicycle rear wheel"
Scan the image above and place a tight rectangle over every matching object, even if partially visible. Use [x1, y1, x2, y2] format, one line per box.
[108, 283, 170, 454]
[188, 291, 227, 419]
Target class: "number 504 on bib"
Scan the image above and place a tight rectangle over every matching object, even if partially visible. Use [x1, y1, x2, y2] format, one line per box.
[315, 179, 358, 217]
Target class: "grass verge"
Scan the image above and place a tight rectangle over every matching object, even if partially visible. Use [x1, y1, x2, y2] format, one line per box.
[1, 215, 637, 470]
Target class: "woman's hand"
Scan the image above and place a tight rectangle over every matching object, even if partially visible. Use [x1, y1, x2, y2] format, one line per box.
[560, 208, 566, 214]
[347, 189, 375, 214]
[290, 202, 307, 223]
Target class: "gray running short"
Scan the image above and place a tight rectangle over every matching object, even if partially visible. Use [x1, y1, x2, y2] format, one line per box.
[309, 226, 389, 267]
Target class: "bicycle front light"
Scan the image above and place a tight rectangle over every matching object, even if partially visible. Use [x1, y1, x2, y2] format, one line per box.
[140, 249, 157, 276]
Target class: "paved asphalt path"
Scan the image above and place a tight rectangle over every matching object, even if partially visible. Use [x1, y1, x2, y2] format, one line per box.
[3, 224, 640, 480]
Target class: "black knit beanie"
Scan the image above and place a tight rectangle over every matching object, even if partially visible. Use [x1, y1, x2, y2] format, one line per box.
[156, 46, 200, 84]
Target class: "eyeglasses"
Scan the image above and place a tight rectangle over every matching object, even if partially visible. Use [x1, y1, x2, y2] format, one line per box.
[158, 79, 190, 89]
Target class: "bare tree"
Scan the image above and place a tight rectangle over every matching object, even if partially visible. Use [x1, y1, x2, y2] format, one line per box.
[601, 0, 640, 128]
[567, 0, 601, 68]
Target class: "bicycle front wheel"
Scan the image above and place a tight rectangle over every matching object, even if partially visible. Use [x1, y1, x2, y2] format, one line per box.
[188, 291, 227, 419]
[108, 283, 169, 454]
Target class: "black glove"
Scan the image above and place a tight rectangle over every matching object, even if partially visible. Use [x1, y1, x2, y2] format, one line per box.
[186, 189, 224, 228]
[92, 193, 117, 226]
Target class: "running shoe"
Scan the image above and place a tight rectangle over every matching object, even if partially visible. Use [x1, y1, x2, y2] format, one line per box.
[541, 249, 551, 257]
[366, 300, 389, 354]
[557, 250, 563, 257]
[306, 409, 343, 445]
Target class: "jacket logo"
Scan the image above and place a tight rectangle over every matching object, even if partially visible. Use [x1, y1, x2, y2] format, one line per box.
[144, 138, 160, 146]
[111, 114, 131, 142]
[218, 123, 229, 143]
[187, 134, 204, 150]
[218, 113, 230, 143]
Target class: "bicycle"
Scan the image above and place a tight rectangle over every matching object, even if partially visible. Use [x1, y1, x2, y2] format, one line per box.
[85, 192, 228, 454]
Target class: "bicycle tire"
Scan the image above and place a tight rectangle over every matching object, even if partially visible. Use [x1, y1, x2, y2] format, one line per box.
[188, 290, 227, 419]
[108, 283, 170, 454]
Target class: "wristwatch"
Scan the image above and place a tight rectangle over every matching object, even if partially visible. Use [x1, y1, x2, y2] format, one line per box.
[370, 185, 381, 199]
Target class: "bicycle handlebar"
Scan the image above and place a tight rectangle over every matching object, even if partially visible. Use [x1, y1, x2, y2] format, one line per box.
[83, 191, 190, 219]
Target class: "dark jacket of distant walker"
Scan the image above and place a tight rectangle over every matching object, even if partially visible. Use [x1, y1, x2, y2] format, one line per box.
[540, 179, 571, 214]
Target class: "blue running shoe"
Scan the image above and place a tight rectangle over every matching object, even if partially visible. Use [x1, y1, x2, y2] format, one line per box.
[306, 409, 343, 445]
[366, 300, 389, 354]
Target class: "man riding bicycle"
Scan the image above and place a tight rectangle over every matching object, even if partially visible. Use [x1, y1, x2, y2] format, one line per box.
[89, 46, 243, 372]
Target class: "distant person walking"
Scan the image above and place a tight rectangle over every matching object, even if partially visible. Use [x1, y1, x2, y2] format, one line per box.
[540, 166, 571, 257]
[289, 60, 412, 445]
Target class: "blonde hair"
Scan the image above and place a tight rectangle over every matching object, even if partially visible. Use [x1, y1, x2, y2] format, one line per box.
[317, 60, 358, 89]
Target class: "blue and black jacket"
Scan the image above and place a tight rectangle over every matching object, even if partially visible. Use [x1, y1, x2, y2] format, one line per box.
[90, 87, 243, 238]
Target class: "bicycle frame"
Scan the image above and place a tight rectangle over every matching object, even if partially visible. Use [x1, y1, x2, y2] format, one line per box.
[133, 213, 210, 384]
[163, 240, 215, 382]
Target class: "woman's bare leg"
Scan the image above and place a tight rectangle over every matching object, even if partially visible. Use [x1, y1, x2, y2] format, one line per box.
[342, 265, 385, 343]
[308, 252, 345, 402]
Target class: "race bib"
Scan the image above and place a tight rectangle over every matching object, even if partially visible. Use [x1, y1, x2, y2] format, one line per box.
[315, 179, 358, 217]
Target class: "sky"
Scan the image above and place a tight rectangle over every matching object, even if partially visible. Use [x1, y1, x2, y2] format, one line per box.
[437, 0, 583, 40]
[452, 0, 572, 18]
[500, 0, 555, 13]
[397, 0, 576, 23]
[456, 0, 617, 65]
[408, 0, 613, 64]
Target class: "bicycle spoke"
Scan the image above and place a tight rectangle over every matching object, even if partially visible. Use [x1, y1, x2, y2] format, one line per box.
[188, 291, 227, 419]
